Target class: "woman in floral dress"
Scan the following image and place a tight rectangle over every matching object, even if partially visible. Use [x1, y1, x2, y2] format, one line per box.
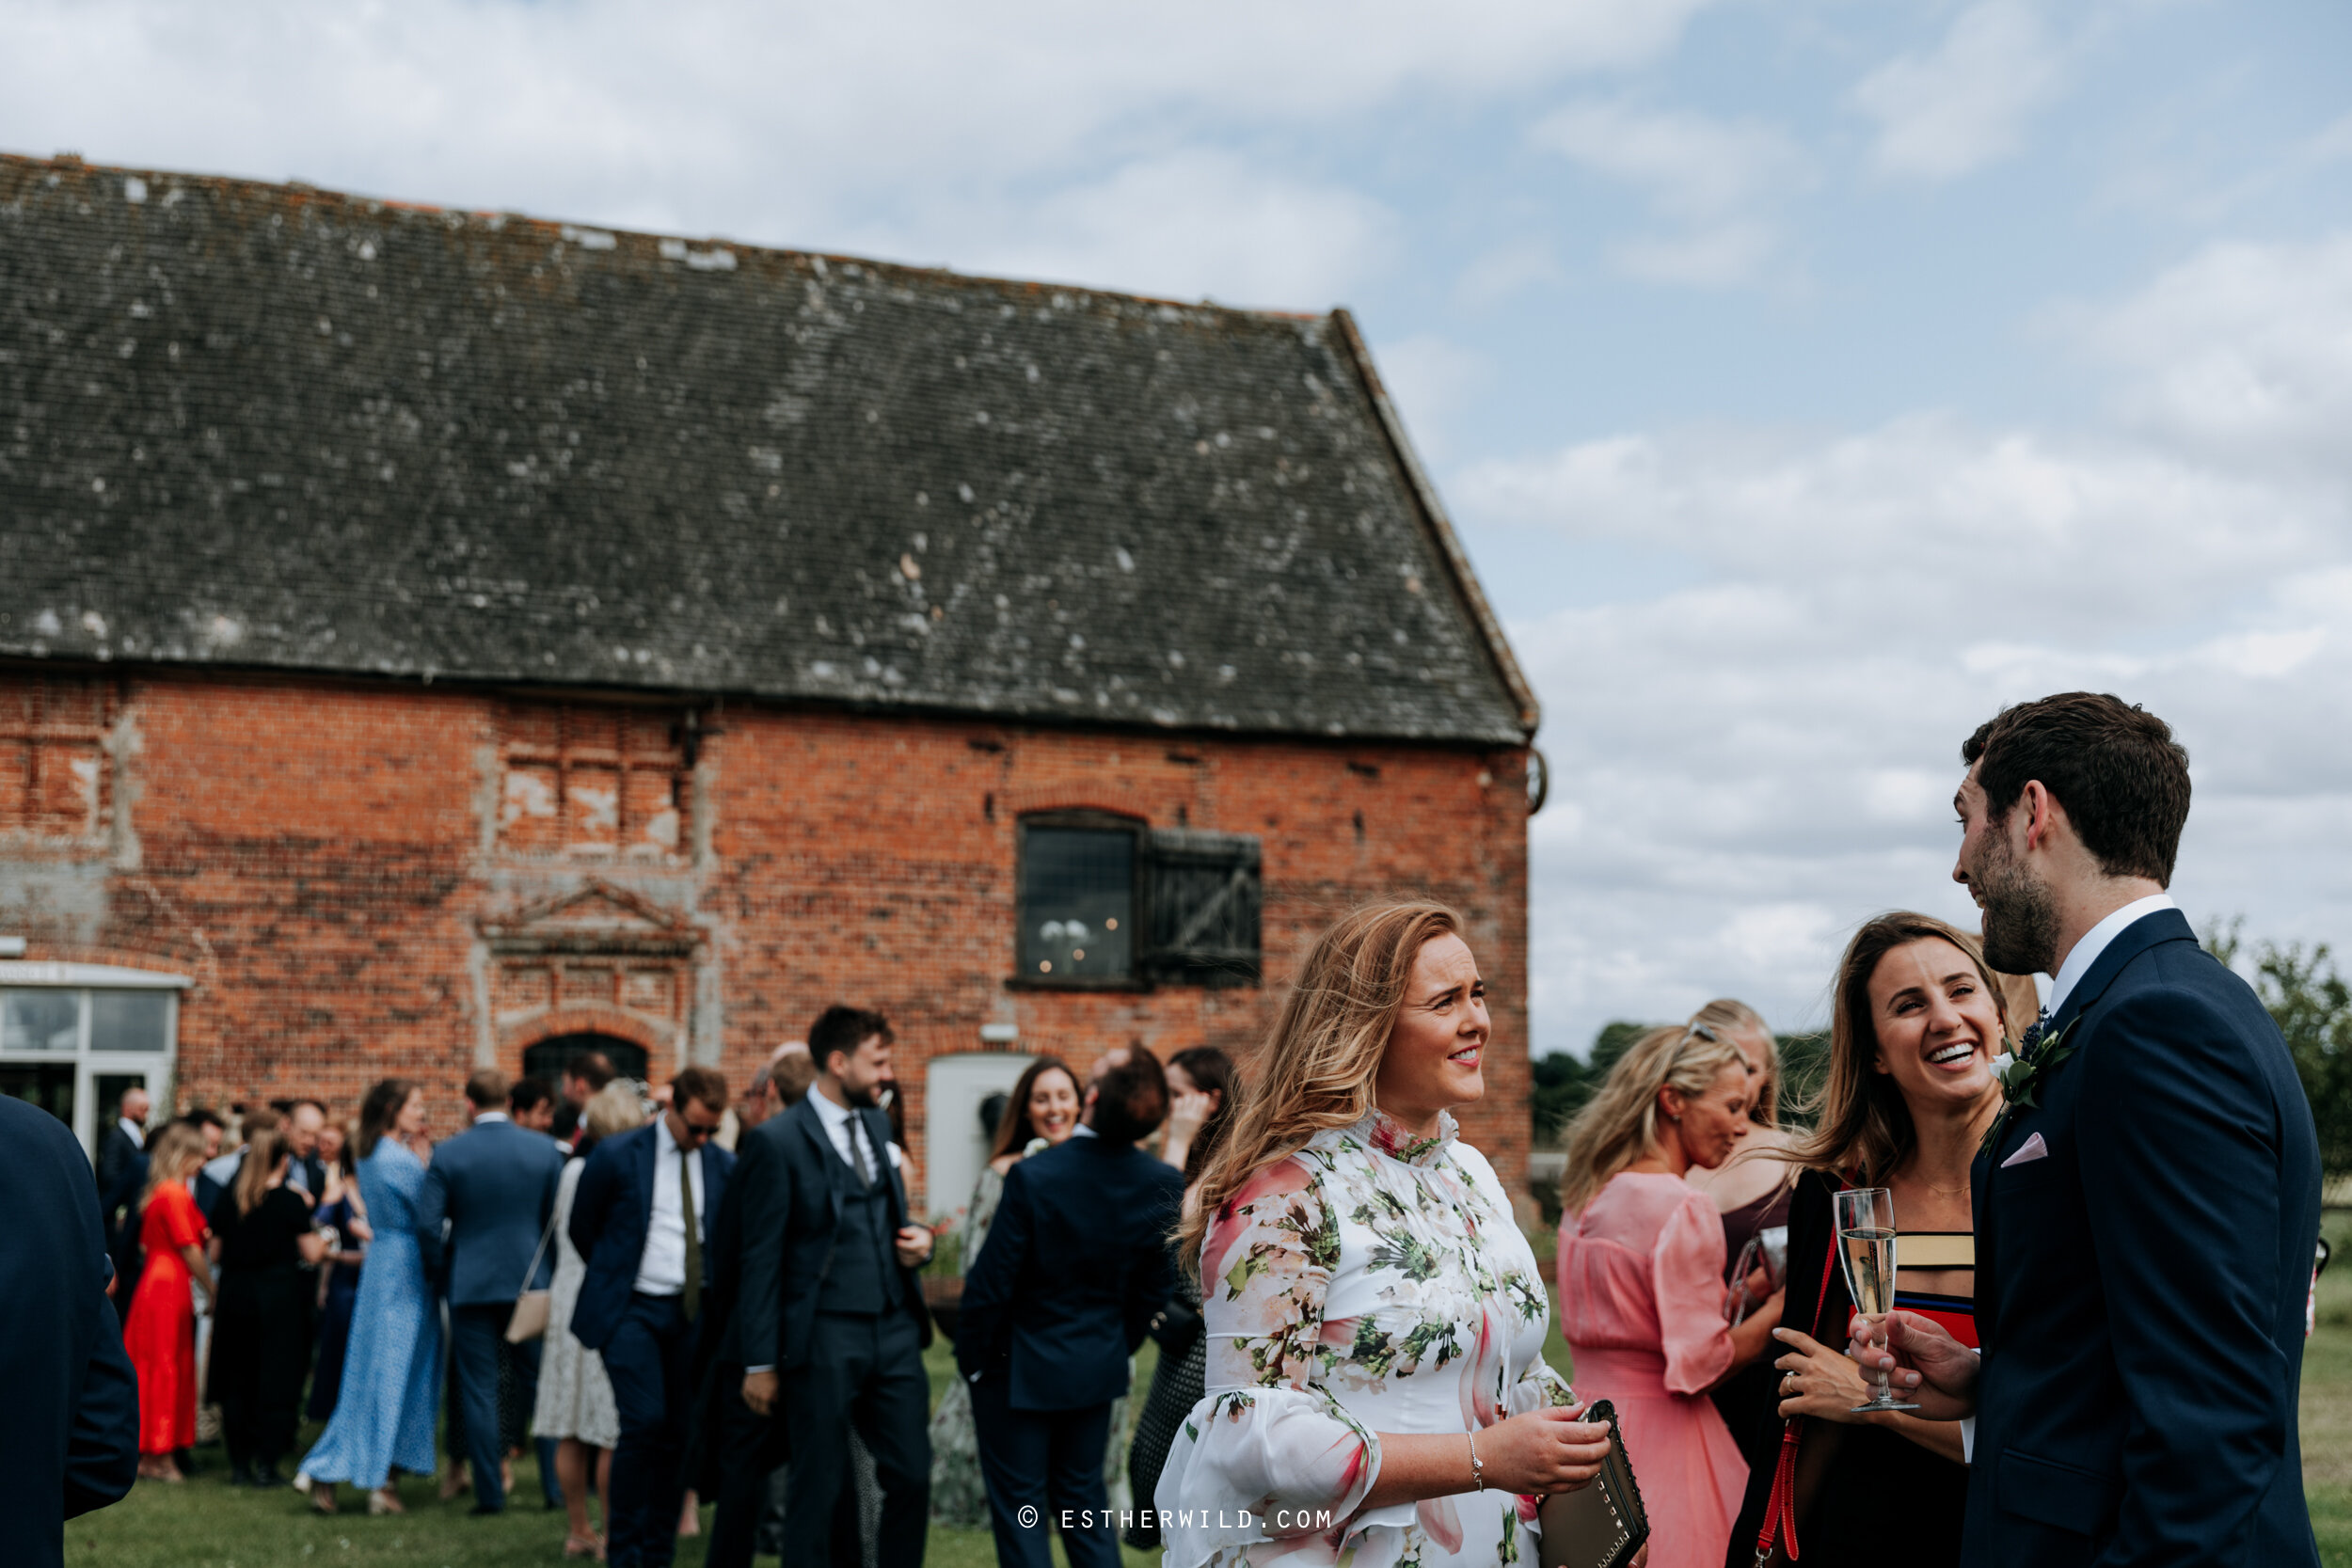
[1157, 900, 1617, 1568]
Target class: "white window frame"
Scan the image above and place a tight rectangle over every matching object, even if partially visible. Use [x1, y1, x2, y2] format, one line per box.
[0, 961, 187, 1160]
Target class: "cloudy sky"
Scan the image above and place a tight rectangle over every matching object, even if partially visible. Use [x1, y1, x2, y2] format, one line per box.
[9, 0, 2349, 1054]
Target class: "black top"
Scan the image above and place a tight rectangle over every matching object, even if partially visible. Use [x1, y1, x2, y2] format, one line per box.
[1723, 1166, 1968, 1568]
[208, 1185, 312, 1272]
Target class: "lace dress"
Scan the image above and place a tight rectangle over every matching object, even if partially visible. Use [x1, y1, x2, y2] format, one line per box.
[1156, 1109, 1573, 1568]
[532, 1157, 620, 1449]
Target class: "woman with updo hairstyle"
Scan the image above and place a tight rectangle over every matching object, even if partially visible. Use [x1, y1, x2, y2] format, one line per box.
[1555, 1022, 1788, 1568]
[1156, 901, 1612, 1568]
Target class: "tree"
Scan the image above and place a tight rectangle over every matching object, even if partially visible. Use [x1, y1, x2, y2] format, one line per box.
[2204, 919, 2352, 1177]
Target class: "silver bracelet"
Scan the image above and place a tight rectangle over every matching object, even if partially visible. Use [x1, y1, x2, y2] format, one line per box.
[1467, 1428, 1485, 1492]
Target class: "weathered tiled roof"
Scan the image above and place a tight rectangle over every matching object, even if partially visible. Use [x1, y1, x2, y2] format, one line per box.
[0, 154, 1535, 743]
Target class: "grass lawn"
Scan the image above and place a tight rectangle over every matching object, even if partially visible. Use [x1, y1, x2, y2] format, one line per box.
[66, 1215, 2352, 1565]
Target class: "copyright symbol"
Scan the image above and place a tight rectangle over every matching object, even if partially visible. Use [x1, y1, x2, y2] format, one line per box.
[1017, 1505, 1040, 1528]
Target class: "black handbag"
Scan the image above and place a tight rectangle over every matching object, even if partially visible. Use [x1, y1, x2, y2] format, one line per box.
[1145, 1297, 1204, 1357]
[1536, 1400, 1650, 1568]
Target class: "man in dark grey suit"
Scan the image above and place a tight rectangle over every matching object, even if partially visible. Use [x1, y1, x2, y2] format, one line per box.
[1863, 692, 2322, 1568]
[94, 1085, 150, 1304]
[734, 1006, 934, 1568]
[419, 1067, 564, 1516]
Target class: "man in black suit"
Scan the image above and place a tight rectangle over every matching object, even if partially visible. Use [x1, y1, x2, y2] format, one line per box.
[734, 1006, 934, 1568]
[569, 1066, 736, 1568]
[2, 1093, 139, 1566]
[956, 1046, 1185, 1568]
[1859, 693, 2322, 1567]
[95, 1085, 150, 1315]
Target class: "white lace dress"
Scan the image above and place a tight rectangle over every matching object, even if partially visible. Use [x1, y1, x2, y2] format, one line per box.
[1155, 1109, 1574, 1568]
[530, 1157, 620, 1449]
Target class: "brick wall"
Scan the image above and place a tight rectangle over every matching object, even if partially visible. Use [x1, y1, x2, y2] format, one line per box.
[0, 666, 1534, 1209]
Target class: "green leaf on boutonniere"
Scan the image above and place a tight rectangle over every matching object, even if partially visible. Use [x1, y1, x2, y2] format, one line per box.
[1980, 1018, 2079, 1158]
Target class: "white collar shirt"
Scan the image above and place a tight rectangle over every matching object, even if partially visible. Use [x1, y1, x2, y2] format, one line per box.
[1071, 1123, 1097, 1139]
[632, 1115, 706, 1297]
[2046, 894, 2177, 1021]
[471, 1110, 510, 1126]
[119, 1117, 145, 1150]
[809, 1087, 902, 1177]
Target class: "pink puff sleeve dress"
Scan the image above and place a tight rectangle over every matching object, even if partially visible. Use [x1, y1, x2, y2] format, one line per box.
[1556, 1171, 1747, 1568]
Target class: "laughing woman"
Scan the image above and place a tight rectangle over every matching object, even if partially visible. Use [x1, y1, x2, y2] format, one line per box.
[1724, 913, 2006, 1568]
[1156, 900, 1613, 1568]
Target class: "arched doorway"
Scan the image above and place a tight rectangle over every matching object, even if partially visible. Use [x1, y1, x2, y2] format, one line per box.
[523, 1032, 650, 1085]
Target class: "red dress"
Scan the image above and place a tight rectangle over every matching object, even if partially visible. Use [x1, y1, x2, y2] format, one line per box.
[123, 1181, 207, 1454]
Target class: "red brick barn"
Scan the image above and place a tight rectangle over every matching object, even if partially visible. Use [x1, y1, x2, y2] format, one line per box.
[0, 154, 1544, 1215]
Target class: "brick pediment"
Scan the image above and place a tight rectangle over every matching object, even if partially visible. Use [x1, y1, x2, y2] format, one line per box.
[479, 879, 699, 957]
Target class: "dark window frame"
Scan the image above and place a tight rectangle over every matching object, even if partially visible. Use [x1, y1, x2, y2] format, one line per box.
[1009, 810, 1149, 992]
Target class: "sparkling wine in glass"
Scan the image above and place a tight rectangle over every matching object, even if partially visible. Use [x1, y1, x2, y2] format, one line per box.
[1835, 1186, 1918, 1413]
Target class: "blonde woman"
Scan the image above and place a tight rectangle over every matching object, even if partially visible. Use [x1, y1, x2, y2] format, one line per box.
[1157, 901, 1612, 1568]
[122, 1121, 214, 1481]
[1555, 1024, 1787, 1568]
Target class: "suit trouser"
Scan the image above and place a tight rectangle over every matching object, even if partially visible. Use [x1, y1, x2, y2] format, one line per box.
[704, 1366, 860, 1568]
[781, 1308, 930, 1568]
[449, 1302, 543, 1513]
[969, 1379, 1117, 1568]
[604, 1292, 697, 1568]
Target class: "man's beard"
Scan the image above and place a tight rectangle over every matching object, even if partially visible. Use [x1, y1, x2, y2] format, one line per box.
[1975, 833, 2060, 976]
[839, 1081, 880, 1108]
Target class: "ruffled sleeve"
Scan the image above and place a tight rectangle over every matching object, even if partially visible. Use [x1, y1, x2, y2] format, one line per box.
[1654, 1188, 1735, 1395]
[1154, 1155, 1380, 1568]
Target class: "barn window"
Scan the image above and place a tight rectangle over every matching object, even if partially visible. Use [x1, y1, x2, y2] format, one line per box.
[498, 701, 693, 858]
[1014, 815, 1262, 990]
[0, 675, 113, 839]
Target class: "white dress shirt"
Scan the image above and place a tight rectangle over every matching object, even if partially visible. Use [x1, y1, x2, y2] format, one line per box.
[119, 1117, 146, 1150]
[1959, 891, 2176, 1465]
[809, 1087, 902, 1177]
[633, 1114, 707, 1297]
[2045, 893, 2178, 1022]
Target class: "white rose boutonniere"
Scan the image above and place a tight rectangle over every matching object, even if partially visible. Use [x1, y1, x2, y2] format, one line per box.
[1979, 1018, 2079, 1158]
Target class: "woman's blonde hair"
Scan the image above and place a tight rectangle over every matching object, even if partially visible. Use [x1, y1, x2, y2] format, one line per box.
[1177, 899, 1463, 1275]
[230, 1128, 289, 1220]
[1690, 998, 1779, 1127]
[139, 1121, 207, 1210]
[582, 1080, 645, 1143]
[1559, 1022, 1750, 1217]
[1785, 911, 2010, 1187]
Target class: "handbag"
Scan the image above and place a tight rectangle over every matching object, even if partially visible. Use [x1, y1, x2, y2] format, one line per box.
[1536, 1399, 1649, 1568]
[505, 1206, 562, 1344]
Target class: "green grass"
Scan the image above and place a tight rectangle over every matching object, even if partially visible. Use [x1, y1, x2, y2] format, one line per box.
[64, 1226, 2352, 1565]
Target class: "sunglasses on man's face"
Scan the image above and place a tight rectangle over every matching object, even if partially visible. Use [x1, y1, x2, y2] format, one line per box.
[679, 1117, 720, 1142]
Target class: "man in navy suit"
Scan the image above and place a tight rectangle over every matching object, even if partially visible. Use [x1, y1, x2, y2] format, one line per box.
[1858, 693, 2322, 1568]
[95, 1085, 150, 1320]
[419, 1067, 564, 1515]
[570, 1066, 735, 1568]
[1, 1093, 139, 1566]
[733, 1007, 935, 1568]
[957, 1046, 1186, 1568]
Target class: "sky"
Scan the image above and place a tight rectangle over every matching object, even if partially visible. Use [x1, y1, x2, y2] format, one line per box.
[8, 0, 2350, 1055]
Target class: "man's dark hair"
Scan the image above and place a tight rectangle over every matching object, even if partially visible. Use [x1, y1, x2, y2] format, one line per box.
[464, 1068, 510, 1109]
[564, 1052, 617, 1093]
[509, 1075, 555, 1117]
[671, 1065, 729, 1114]
[1963, 692, 2191, 884]
[179, 1107, 226, 1132]
[808, 1006, 892, 1075]
[1090, 1046, 1172, 1146]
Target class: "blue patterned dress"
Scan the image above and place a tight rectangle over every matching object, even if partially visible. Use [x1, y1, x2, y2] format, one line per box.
[297, 1138, 441, 1489]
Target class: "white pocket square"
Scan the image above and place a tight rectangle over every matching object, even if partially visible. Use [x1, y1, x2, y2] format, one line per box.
[1999, 1132, 2049, 1168]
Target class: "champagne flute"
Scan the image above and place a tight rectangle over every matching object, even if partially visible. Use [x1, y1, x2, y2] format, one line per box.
[1834, 1186, 1918, 1413]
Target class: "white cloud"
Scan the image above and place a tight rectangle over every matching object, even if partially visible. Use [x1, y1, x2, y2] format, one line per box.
[1852, 1, 2063, 182]
[1470, 230, 2352, 1052]
[1529, 99, 1804, 286]
[1372, 334, 1492, 463]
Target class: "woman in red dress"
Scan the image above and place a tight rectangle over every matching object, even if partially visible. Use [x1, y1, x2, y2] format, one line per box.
[122, 1121, 215, 1481]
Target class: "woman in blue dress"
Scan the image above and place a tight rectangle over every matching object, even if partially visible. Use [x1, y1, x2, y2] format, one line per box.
[294, 1079, 441, 1516]
[307, 1120, 368, 1423]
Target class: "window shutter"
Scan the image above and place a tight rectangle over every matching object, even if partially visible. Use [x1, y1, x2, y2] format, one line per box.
[1143, 829, 1262, 987]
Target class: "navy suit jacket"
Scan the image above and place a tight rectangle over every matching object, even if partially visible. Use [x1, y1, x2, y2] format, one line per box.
[955, 1131, 1184, 1411]
[1967, 909, 2322, 1568]
[567, 1121, 734, 1353]
[417, 1117, 564, 1307]
[0, 1097, 138, 1565]
[732, 1093, 932, 1372]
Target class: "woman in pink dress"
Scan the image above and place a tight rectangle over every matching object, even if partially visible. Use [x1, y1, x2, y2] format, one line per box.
[1556, 1022, 1788, 1568]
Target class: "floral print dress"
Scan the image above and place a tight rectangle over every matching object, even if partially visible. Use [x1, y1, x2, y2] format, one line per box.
[1156, 1109, 1574, 1568]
